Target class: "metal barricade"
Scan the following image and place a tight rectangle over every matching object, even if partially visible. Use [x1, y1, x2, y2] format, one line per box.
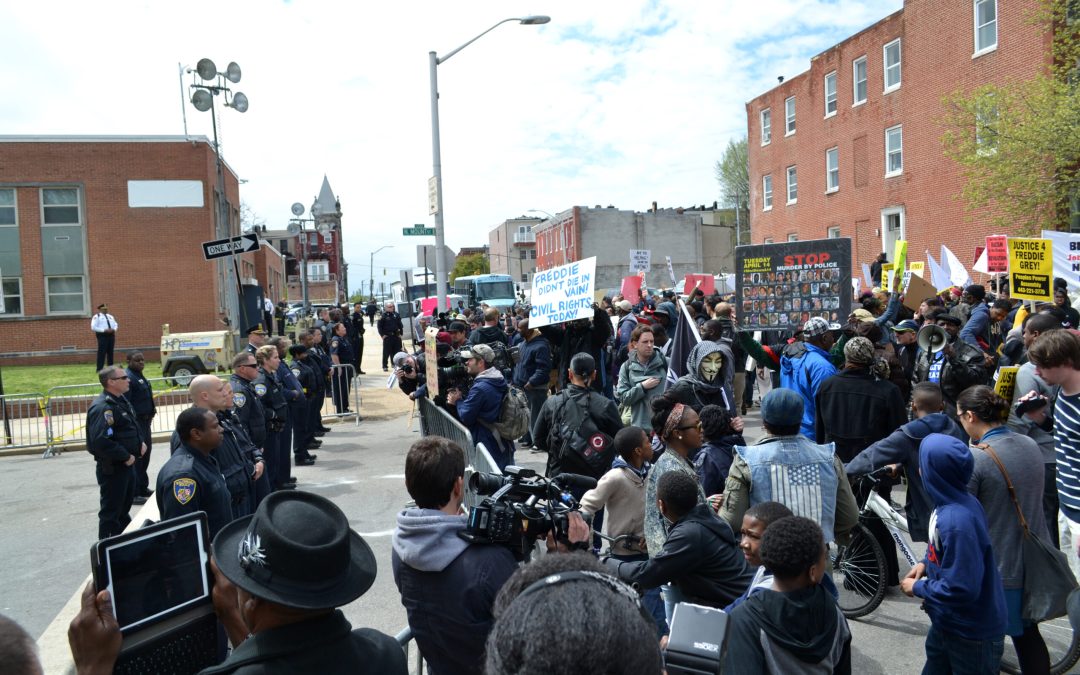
[395, 626, 426, 675]
[0, 392, 49, 452]
[416, 396, 504, 508]
[325, 363, 361, 427]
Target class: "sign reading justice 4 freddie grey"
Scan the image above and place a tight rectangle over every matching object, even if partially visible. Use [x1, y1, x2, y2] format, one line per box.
[1008, 237, 1054, 301]
[530, 257, 597, 328]
[734, 238, 852, 331]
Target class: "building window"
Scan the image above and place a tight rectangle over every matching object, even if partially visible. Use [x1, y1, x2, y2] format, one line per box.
[529, 249, 536, 259]
[45, 275, 86, 314]
[0, 189, 20, 316]
[786, 166, 798, 204]
[760, 109, 771, 145]
[881, 207, 906, 254]
[764, 238, 774, 244]
[974, 0, 997, 54]
[307, 262, 329, 281]
[976, 100, 999, 155]
[762, 175, 773, 211]
[519, 249, 527, 260]
[826, 147, 839, 192]
[42, 188, 80, 225]
[885, 125, 903, 176]
[824, 72, 837, 117]
[853, 56, 868, 105]
[41, 188, 87, 315]
[883, 39, 901, 92]
[785, 97, 796, 135]
[2, 277, 21, 315]
[521, 273, 528, 283]
[828, 226, 841, 238]
[788, 233, 799, 242]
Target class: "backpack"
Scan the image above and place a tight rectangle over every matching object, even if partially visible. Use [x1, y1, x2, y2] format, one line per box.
[554, 391, 616, 478]
[482, 385, 531, 442]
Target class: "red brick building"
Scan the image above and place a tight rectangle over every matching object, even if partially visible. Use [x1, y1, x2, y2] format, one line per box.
[0, 136, 283, 364]
[746, 0, 1051, 272]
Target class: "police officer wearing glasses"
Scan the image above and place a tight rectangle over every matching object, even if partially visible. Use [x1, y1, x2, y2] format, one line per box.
[86, 366, 146, 539]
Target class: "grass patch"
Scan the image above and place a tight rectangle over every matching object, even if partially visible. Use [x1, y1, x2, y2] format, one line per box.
[1, 362, 168, 395]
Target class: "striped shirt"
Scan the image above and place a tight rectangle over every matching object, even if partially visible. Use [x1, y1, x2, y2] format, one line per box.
[1054, 392, 1080, 522]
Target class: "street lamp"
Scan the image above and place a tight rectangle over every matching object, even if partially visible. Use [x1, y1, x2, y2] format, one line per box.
[370, 245, 393, 302]
[188, 58, 249, 338]
[429, 15, 550, 310]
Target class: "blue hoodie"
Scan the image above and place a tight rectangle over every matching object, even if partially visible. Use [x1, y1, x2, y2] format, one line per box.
[780, 341, 837, 440]
[454, 367, 515, 469]
[913, 433, 1006, 641]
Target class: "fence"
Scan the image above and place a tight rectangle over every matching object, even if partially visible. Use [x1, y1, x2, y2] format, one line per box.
[416, 396, 502, 509]
[0, 392, 49, 452]
[326, 363, 362, 427]
[395, 626, 426, 675]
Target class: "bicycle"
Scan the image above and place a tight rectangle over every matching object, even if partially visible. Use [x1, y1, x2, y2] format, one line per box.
[833, 467, 1080, 674]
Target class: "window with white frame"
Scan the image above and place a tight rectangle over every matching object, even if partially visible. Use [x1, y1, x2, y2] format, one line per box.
[974, 0, 997, 54]
[824, 72, 837, 117]
[885, 125, 903, 176]
[761, 109, 771, 145]
[785, 97, 796, 135]
[788, 233, 799, 242]
[529, 249, 536, 259]
[521, 273, 528, 283]
[764, 238, 775, 244]
[763, 175, 773, 210]
[307, 261, 329, 281]
[2, 277, 21, 315]
[884, 39, 901, 91]
[828, 226, 841, 238]
[41, 188, 86, 315]
[786, 166, 798, 204]
[0, 188, 21, 315]
[826, 147, 839, 192]
[853, 56, 868, 105]
[976, 100, 999, 155]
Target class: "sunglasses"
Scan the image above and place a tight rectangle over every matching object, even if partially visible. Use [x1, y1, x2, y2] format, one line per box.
[237, 363, 257, 369]
[109, 375, 129, 381]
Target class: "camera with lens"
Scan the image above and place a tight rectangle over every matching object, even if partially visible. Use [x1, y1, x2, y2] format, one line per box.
[401, 363, 414, 375]
[459, 466, 596, 561]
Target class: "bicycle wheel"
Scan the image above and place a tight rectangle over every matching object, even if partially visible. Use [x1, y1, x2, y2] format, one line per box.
[999, 617, 1080, 675]
[831, 522, 888, 619]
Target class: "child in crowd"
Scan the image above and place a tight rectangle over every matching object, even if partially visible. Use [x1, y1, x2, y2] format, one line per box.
[694, 404, 745, 496]
[579, 426, 666, 635]
[725, 516, 853, 674]
[725, 501, 793, 609]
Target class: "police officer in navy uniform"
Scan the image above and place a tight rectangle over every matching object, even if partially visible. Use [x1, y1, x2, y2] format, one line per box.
[289, 344, 318, 466]
[245, 324, 268, 355]
[270, 337, 304, 486]
[329, 322, 355, 414]
[254, 345, 291, 490]
[308, 328, 332, 439]
[123, 351, 156, 505]
[86, 366, 146, 539]
[378, 301, 404, 371]
[350, 302, 367, 374]
[229, 352, 272, 504]
[157, 407, 233, 538]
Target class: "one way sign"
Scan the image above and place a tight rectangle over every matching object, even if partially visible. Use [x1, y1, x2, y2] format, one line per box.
[202, 233, 260, 260]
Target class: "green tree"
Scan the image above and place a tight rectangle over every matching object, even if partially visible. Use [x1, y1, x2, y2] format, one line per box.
[941, 0, 1080, 234]
[450, 253, 490, 282]
[714, 136, 750, 245]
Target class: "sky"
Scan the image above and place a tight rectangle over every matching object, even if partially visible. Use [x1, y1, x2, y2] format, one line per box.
[0, 0, 902, 293]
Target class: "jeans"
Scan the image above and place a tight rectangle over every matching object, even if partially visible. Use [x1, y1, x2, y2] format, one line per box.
[660, 583, 687, 627]
[518, 386, 547, 445]
[922, 625, 1003, 675]
[612, 553, 668, 637]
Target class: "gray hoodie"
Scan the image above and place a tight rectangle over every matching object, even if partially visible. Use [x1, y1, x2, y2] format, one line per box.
[392, 508, 469, 572]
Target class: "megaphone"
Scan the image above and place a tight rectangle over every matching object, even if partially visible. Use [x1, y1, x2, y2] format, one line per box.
[918, 324, 948, 353]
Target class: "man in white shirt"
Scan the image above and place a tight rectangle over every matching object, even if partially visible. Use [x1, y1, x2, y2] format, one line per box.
[90, 303, 117, 371]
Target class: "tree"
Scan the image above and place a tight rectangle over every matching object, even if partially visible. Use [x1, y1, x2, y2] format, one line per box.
[450, 253, 489, 282]
[715, 136, 750, 245]
[941, 0, 1080, 234]
[240, 200, 266, 232]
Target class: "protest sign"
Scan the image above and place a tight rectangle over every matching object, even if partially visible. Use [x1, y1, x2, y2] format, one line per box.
[985, 236, 1008, 273]
[1008, 237, 1054, 301]
[1041, 230, 1080, 291]
[903, 274, 939, 312]
[420, 297, 439, 316]
[424, 326, 440, 398]
[529, 257, 597, 328]
[861, 263, 873, 289]
[665, 256, 676, 284]
[893, 240, 908, 291]
[909, 262, 925, 278]
[683, 274, 715, 295]
[629, 249, 651, 274]
[735, 238, 852, 331]
[994, 366, 1019, 402]
[852, 278, 861, 298]
[882, 263, 895, 291]
[620, 275, 643, 302]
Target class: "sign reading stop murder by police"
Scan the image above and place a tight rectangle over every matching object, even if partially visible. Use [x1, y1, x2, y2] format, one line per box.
[1008, 237, 1054, 301]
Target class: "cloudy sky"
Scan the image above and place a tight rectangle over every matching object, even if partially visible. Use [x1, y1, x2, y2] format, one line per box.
[1, 0, 900, 292]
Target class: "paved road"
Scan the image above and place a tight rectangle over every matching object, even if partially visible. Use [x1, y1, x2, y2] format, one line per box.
[0, 402, 1015, 674]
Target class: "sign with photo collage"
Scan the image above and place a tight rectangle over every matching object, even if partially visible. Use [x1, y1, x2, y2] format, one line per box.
[734, 238, 852, 331]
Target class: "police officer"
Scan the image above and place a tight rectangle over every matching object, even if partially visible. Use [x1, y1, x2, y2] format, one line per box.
[378, 301, 404, 371]
[245, 324, 268, 355]
[270, 336, 304, 486]
[229, 353, 272, 504]
[86, 366, 146, 539]
[308, 328, 332, 439]
[255, 345, 291, 490]
[329, 322, 354, 414]
[123, 351, 156, 505]
[289, 344, 318, 466]
[350, 302, 367, 375]
[157, 407, 233, 538]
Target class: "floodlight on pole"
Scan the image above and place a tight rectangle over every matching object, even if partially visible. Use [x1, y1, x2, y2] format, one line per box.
[428, 16, 549, 310]
[191, 89, 213, 112]
[196, 58, 217, 81]
[229, 92, 249, 113]
[225, 62, 242, 83]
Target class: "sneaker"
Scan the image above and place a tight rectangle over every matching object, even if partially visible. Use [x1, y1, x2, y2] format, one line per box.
[530, 446, 545, 454]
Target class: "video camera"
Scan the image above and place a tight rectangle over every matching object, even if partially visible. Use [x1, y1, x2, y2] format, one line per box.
[460, 466, 596, 561]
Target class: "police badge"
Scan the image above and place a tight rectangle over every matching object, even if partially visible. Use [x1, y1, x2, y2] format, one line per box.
[254, 383, 267, 397]
[173, 478, 196, 505]
[233, 391, 246, 408]
[103, 409, 114, 426]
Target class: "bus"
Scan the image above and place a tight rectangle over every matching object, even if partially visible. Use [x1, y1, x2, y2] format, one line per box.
[452, 274, 517, 311]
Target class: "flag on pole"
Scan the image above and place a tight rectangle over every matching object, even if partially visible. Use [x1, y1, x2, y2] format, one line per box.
[972, 247, 990, 274]
[941, 245, 972, 288]
[927, 251, 951, 290]
[666, 298, 702, 387]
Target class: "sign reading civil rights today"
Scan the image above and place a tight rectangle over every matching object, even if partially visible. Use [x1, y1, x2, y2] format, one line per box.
[1008, 237, 1054, 301]
[735, 238, 852, 331]
[530, 257, 597, 328]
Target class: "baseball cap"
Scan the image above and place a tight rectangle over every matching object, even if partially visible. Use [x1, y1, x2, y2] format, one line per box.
[460, 343, 495, 364]
[892, 319, 920, 333]
[760, 388, 804, 428]
[616, 300, 633, 313]
[448, 321, 467, 333]
[851, 308, 875, 323]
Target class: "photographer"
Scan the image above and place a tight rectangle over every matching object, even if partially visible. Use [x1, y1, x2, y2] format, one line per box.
[392, 351, 427, 401]
[391, 437, 518, 675]
[445, 344, 516, 470]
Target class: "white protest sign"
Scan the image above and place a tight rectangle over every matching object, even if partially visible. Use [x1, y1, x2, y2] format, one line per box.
[665, 256, 676, 284]
[630, 249, 651, 274]
[529, 257, 597, 328]
[1042, 230, 1080, 291]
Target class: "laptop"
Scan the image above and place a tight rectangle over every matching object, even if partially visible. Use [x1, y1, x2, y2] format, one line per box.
[91, 512, 220, 675]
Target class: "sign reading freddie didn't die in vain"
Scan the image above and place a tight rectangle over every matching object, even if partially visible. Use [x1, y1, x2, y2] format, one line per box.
[530, 257, 597, 328]
[735, 238, 852, 331]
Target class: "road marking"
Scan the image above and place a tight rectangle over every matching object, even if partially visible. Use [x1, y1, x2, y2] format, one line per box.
[303, 478, 360, 488]
[377, 474, 405, 479]
[356, 529, 395, 538]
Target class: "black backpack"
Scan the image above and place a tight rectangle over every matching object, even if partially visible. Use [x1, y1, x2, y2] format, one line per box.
[554, 392, 615, 478]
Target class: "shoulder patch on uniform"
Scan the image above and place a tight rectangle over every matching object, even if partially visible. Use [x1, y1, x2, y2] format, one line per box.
[233, 391, 247, 408]
[173, 478, 196, 505]
[103, 409, 114, 426]
[291, 368, 301, 378]
[254, 383, 267, 397]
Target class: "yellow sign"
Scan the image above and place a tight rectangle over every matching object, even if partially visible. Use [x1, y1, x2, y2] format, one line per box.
[909, 262, 925, 278]
[1008, 237, 1053, 301]
[994, 366, 1019, 402]
[881, 263, 895, 291]
[892, 240, 908, 291]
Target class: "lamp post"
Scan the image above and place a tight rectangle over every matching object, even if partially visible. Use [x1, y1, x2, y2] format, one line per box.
[370, 245, 393, 302]
[429, 15, 550, 310]
[188, 58, 249, 338]
[287, 202, 316, 317]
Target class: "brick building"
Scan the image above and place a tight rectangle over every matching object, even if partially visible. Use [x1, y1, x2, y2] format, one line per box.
[488, 217, 539, 287]
[746, 0, 1050, 272]
[268, 176, 348, 305]
[0, 135, 283, 364]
